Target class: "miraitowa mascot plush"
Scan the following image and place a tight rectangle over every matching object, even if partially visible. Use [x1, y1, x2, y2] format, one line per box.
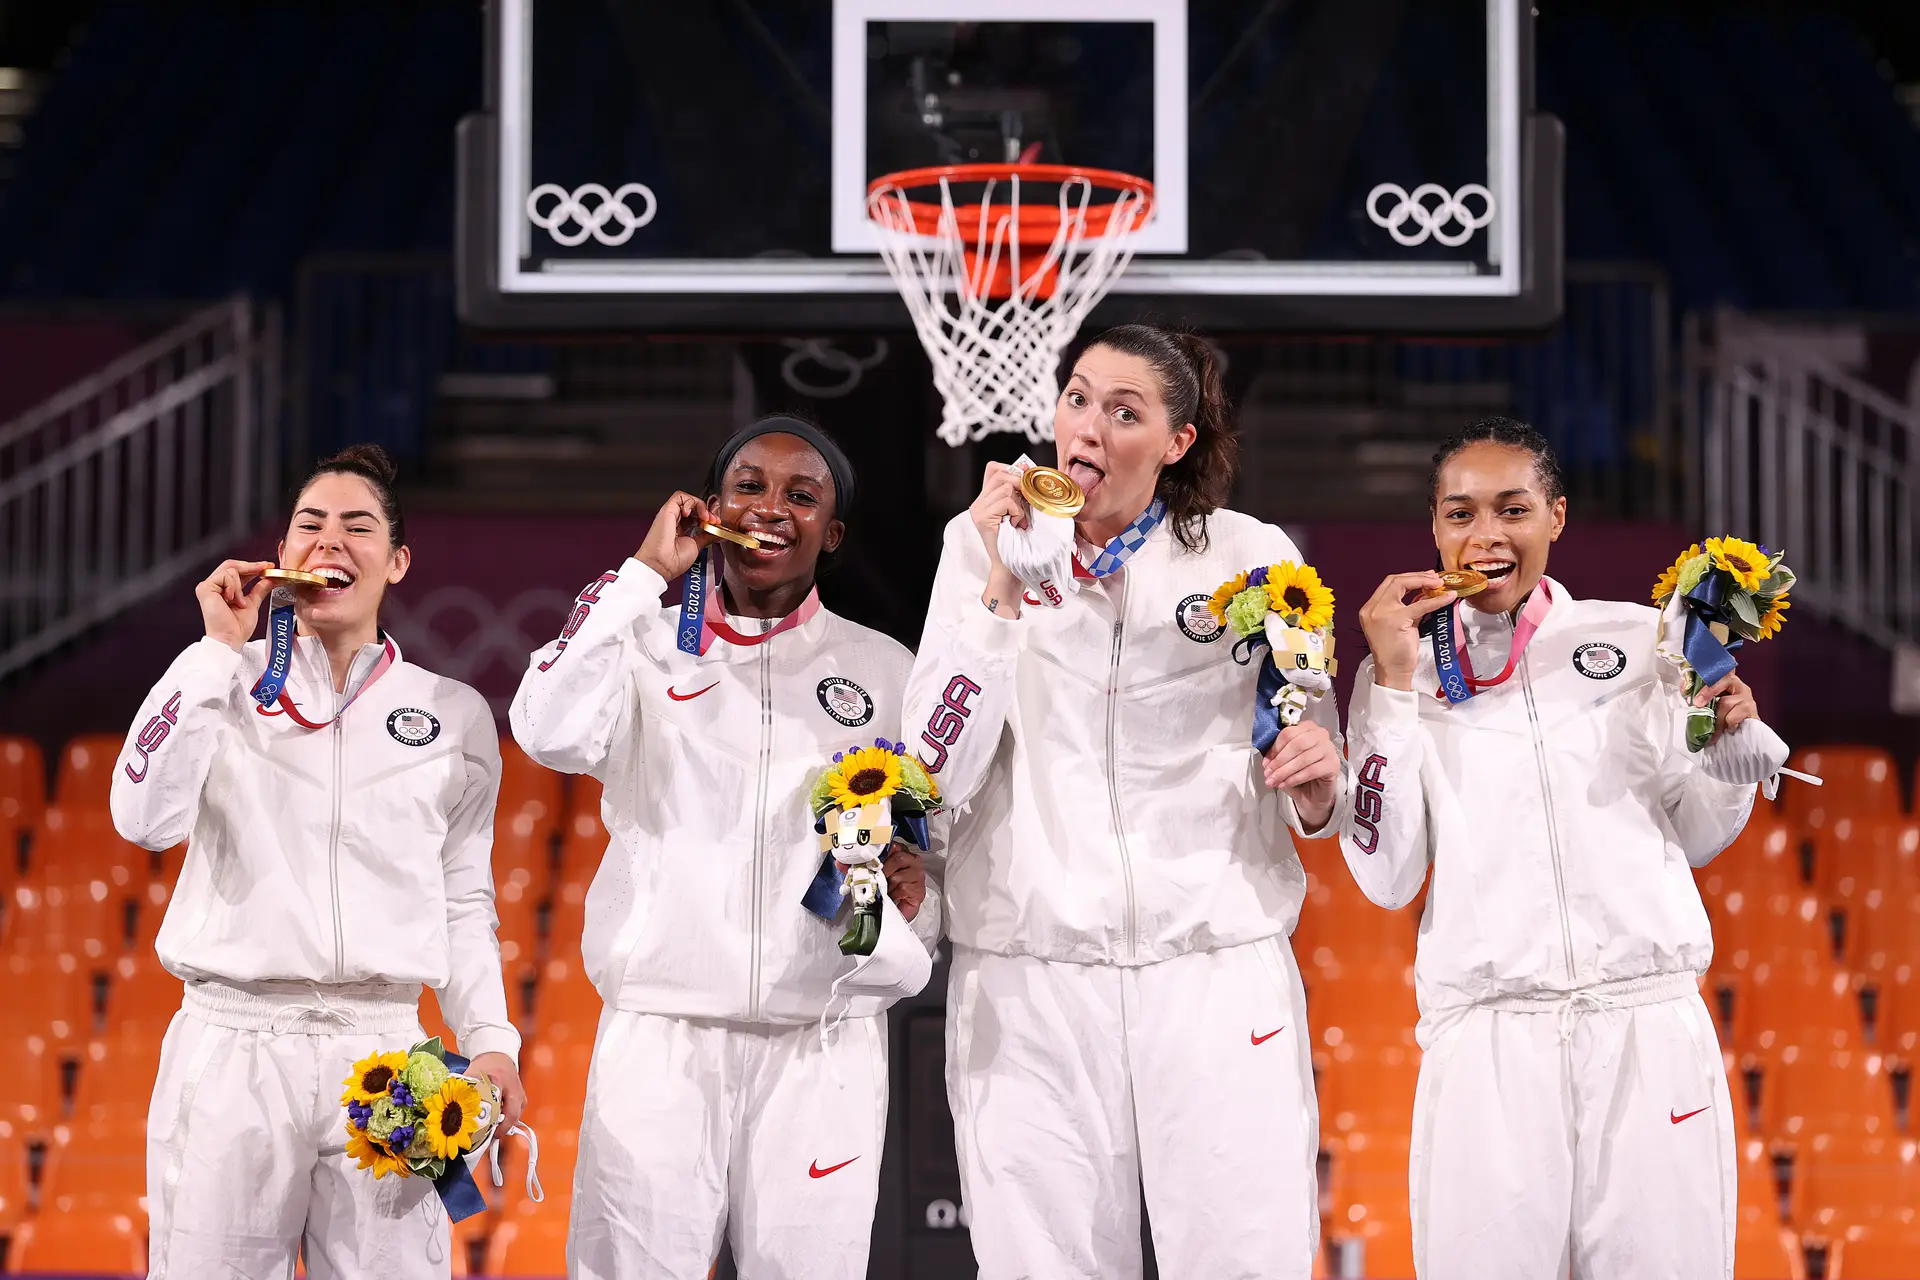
[1208, 561, 1339, 752]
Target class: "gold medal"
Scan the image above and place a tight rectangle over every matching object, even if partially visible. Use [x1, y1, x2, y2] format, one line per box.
[1421, 568, 1490, 600]
[1019, 466, 1085, 518]
[261, 568, 329, 588]
[701, 521, 763, 550]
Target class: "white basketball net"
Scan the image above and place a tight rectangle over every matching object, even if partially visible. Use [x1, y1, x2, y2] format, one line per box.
[868, 172, 1153, 447]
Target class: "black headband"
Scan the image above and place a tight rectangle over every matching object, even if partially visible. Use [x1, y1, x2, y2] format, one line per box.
[706, 415, 857, 527]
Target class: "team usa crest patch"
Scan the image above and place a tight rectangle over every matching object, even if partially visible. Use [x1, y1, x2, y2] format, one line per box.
[1175, 593, 1224, 643]
[386, 708, 441, 746]
[1572, 642, 1626, 680]
[817, 677, 875, 727]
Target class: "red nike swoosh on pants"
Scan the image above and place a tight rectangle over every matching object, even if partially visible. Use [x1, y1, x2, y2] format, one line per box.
[667, 682, 719, 702]
[1670, 1106, 1710, 1125]
[1251, 1027, 1285, 1046]
[809, 1157, 859, 1178]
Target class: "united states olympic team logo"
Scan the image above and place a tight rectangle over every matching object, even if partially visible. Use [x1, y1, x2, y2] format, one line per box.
[387, 707, 442, 746]
[526, 182, 658, 246]
[817, 677, 875, 727]
[1175, 594, 1223, 643]
[1366, 183, 1496, 247]
[1572, 642, 1627, 681]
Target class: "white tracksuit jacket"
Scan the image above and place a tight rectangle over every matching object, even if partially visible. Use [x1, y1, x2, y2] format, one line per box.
[904, 509, 1344, 961]
[110, 634, 521, 1061]
[508, 558, 940, 1023]
[1337, 578, 1756, 1029]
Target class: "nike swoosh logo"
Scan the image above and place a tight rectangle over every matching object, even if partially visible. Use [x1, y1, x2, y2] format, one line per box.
[667, 682, 719, 702]
[1670, 1106, 1710, 1125]
[808, 1157, 858, 1178]
[1251, 1027, 1285, 1046]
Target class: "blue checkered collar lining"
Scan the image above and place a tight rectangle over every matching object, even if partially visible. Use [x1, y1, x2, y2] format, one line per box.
[1079, 498, 1167, 579]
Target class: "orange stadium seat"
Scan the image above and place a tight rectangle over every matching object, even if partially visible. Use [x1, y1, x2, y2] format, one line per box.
[101, 955, 184, 1038]
[493, 819, 552, 899]
[1763, 1047, 1896, 1146]
[1697, 817, 1799, 907]
[522, 1037, 596, 1112]
[499, 738, 563, 838]
[51, 733, 128, 812]
[131, 874, 175, 950]
[1790, 1130, 1917, 1237]
[8, 1206, 148, 1271]
[532, 955, 603, 1044]
[1785, 747, 1902, 836]
[420, 987, 458, 1051]
[28, 805, 142, 884]
[0, 1127, 27, 1233]
[0, 1035, 58, 1131]
[1744, 965, 1863, 1059]
[494, 872, 543, 971]
[557, 806, 608, 887]
[0, 735, 47, 831]
[0, 950, 89, 1045]
[1735, 1127, 1803, 1269]
[71, 1029, 165, 1114]
[1877, 967, 1920, 1062]
[1324, 1125, 1414, 1279]
[42, 1106, 148, 1217]
[1833, 1222, 1920, 1277]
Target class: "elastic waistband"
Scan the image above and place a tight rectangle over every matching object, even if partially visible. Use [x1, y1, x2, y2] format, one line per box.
[1469, 970, 1700, 1015]
[183, 978, 420, 1035]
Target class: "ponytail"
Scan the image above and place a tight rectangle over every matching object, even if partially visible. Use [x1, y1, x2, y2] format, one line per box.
[1080, 324, 1239, 553]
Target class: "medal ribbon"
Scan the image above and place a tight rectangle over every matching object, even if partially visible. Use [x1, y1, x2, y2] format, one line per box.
[249, 589, 396, 729]
[1432, 581, 1553, 704]
[676, 546, 820, 656]
[1071, 498, 1167, 580]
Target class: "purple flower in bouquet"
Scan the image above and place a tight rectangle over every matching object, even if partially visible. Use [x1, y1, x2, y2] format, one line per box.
[389, 1080, 415, 1109]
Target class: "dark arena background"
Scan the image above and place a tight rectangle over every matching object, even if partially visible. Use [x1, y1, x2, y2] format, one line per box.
[2, 0, 1920, 1276]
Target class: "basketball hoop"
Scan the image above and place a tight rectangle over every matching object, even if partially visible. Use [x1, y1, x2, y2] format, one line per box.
[866, 163, 1154, 447]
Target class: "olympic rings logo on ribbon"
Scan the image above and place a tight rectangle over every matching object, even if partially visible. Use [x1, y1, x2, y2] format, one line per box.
[526, 182, 659, 247]
[1365, 182, 1496, 248]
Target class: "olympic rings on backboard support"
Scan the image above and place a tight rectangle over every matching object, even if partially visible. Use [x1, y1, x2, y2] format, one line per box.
[1366, 183, 1497, 248]
[526, 182, 658, 247]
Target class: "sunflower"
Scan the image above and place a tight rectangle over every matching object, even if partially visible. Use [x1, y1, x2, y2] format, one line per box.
[423, 1077, 483, 1160]
[1263, 562, 1335, 632]
[1208, 571, 1249, 626]
[1705, 536, 1769, 592]
[345, 1127, 411, 1179]
[1652, 544, 1702, 605]
[1756, 591, 1790, 640]
[826, 746, 902, 810]
[341, 1051, 410, 1108]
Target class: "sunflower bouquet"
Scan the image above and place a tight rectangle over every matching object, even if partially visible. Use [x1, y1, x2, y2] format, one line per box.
[1652, 536, 1794, 751]
[1208, 561, 1338, 752]
[342, 1037, 501, 1221]
[803, 740, 940, 955]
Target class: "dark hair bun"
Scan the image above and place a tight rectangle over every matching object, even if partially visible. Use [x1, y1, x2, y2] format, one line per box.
[319, 443, 398, 486]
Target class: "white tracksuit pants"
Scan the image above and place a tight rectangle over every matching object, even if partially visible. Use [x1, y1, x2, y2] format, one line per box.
[567, 1009, 888, 1280]
[146, 980, 450, 1280]
[1410, 974, 1736, 1280]
[947, 937, 1320, 1280]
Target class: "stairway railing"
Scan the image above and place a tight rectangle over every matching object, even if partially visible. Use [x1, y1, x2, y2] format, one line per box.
[0, 298, 281, 679]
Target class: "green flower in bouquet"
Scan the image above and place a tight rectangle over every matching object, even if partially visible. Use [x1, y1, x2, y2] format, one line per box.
[367, 1095, 409, 1144]
[401, 1050, 452, 1101]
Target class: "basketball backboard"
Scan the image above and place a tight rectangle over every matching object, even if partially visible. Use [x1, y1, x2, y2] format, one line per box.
[457, 0, 1562, 333]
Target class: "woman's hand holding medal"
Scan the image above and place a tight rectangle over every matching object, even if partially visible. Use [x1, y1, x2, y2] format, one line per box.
[970, 463, 1029, 618]
[636, 492, 722, 582]
[197, 559, 278, 651]
[1358, 572, 1458, 691]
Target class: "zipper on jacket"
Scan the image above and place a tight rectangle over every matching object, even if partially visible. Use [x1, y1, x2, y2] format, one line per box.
[327, 665, 347, 982]
[1518, 641, 1576, 981]
[747, 644, 773, 1019]
[1105, 593, 1139, 960]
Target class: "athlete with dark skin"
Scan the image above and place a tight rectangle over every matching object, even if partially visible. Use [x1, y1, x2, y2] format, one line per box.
[633, 431, 925, 919]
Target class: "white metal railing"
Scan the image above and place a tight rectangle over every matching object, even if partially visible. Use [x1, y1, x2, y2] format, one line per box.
[1686, 309, 1919, 648]
[0, 298, 281, 678]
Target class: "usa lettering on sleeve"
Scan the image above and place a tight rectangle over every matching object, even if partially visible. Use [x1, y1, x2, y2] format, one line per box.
[1352, 753, 1388, 854]
[124, 691, 184, 783]
[538, 571, 620, 672]
[917, 674, 981, 773]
